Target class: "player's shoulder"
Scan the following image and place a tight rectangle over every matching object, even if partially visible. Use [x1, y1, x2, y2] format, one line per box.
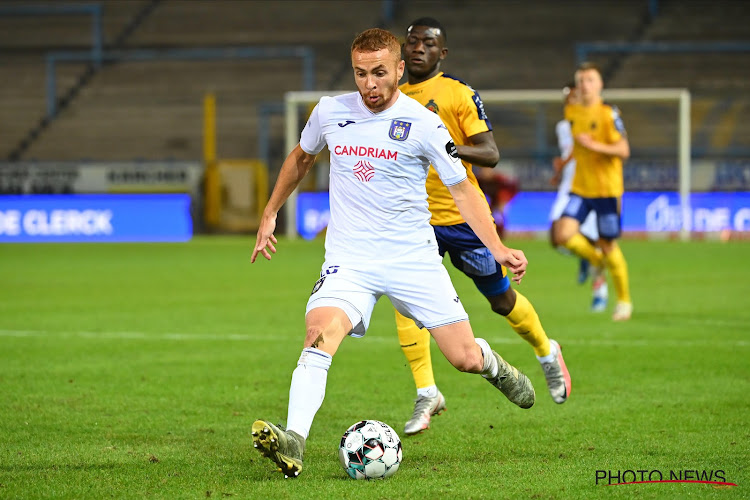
[319, 92, 359, 109]
[601, 101, 626, 133]
[556, 119, 571, 133]
[399, 92, 441, 118]
[313, 92, 364, 124]
[440, 73, 474, 89]
[564, 103, 578, 119]
[601, 101, 621, 114]
[439, 73, 481, 98]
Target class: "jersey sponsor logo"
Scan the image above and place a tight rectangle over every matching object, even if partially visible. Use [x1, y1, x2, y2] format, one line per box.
[322, 265, 340, 276]
[338, 120, 356, 127]
[472, 93, 488, 121]
[445, 140, 459, 159]
[310, 276, 326, 295]
[352, 160, 375, 182]
[333, 145, 397, 160]
[425, 99, 439, 114]
[388, 120, 411, 141]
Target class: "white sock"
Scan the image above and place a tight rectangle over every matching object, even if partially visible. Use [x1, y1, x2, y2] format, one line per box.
[286, 347, 332, 439]
[475, 338, 498, 379]
[416, 385, 438, 398]
[536, 342, 557, 364]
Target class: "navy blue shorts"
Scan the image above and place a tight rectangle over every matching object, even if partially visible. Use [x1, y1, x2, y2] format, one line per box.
[433, 223, 510, 298]
[562, 194, 621, 239]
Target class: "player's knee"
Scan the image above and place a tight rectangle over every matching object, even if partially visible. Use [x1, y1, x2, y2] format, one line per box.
[549, 222, 564, 247]
[451, 347, 483, 373]
[304, 325, 325, 348]
[599, 239, 615, 254]
[554, 217, 578, 244]
[550, 226, 568, 247]
[489, 289, 515, 317]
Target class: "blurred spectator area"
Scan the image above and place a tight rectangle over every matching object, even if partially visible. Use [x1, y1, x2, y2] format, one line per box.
[0, 0, 748, 164]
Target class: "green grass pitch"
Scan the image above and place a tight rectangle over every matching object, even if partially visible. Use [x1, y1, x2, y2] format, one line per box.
[0, 236, 748, 499]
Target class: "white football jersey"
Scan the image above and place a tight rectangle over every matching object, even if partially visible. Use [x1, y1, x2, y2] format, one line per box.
[555, 119, 577, 197]
[300, 91, 466, 263]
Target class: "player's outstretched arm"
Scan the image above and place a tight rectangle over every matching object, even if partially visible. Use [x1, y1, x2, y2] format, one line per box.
[575, 134, 630, 160]
[251, 144, 317, 263]
[455, 131, 499, 168]
[447, 179, 528, 283]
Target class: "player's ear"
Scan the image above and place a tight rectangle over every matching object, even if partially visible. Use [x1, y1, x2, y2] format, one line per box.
[440, 47, 448, 61]
[397, 59, 405, 79]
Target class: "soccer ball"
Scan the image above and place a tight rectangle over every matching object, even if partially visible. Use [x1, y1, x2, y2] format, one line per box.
[339, 420, 402, 480]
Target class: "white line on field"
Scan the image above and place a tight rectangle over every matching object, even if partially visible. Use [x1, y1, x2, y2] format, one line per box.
[0, 329, 747, 347]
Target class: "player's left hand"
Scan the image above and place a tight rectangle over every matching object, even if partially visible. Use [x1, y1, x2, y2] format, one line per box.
[251, 215, 278, 263]
[495, 247, 528, 284]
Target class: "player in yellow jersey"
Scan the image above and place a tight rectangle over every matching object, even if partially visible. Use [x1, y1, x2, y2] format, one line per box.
[553, 62, 632, 321]
[397, 18, 571, 436]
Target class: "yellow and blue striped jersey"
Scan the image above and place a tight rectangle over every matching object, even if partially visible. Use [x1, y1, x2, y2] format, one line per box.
[400, 72, 492, 226]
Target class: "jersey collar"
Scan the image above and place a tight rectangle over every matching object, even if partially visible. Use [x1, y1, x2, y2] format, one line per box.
[402, 71, 443, 91]
[356, 89, 404, 116]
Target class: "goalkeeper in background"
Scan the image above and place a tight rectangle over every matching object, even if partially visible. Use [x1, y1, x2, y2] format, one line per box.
[553, 62, 632, 321]
[396, 17, 571, 436]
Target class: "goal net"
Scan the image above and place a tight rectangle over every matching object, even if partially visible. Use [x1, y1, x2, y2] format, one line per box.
[282, 89, 692, 240]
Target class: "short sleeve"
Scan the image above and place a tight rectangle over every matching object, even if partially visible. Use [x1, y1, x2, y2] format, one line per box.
[424, 123, 468, 186]
[457, 85, 492, 138]
[608, 105, 626, 142]
[299, 103, 326, 154]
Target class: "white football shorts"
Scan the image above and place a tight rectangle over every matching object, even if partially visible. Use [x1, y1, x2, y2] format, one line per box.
[306, 257, 469, 337]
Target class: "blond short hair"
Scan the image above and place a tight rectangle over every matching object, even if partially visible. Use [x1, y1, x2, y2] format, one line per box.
[351, 28, 401, 59]
[576, 61, 602, 77]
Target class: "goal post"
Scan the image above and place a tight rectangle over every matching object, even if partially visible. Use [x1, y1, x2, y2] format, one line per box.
[283, 88, 691, 240]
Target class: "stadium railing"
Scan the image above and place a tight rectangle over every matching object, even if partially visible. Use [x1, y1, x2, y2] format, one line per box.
[575, 41, 750, 66]
[45, 46, 316, 118]
[0, 3, 103, 66]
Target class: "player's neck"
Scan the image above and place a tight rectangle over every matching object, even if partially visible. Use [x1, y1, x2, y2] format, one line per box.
[407, 68, 441, 85]
[381, 89, 402, 111]
[581, 95, 602, 107]
[364, 89, 402, 113]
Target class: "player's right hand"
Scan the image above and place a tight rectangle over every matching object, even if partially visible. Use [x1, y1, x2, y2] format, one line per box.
[251, 214, 278, 263]
[552, 156, 565, 172]
[494, 247, 528, 284]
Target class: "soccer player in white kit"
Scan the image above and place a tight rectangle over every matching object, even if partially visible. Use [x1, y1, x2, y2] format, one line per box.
[549, 84, 608, 310]
[250, 28, 535, 478]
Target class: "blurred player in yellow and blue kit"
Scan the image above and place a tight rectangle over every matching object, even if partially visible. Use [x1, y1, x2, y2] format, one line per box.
[554, 62, 632, 322]
[396, 17, 571, 436]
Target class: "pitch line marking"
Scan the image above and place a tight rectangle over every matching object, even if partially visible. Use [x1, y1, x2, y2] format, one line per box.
[0, 329, 747, 347]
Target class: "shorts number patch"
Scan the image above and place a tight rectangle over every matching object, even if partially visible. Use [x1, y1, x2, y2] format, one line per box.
[599, 214, 620, 237]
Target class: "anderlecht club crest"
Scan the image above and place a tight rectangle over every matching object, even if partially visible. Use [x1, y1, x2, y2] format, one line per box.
[389, 120, 411, 141]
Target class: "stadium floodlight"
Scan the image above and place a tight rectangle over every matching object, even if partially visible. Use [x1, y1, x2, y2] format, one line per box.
[284, 88, 691, 240]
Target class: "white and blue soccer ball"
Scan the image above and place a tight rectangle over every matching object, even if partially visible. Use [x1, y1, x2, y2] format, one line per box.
[339, 420, 402, 480]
